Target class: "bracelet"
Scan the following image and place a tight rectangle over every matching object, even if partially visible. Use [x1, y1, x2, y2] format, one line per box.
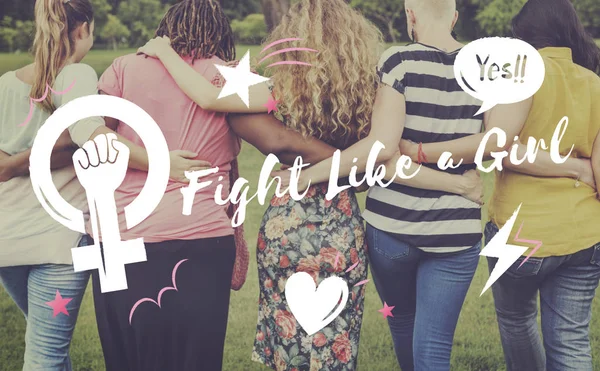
[417, 142, 428, 164]
[575, 175, 580, 188]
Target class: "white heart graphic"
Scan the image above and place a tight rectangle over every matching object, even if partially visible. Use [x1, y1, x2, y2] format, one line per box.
[284, 272, 349, 335]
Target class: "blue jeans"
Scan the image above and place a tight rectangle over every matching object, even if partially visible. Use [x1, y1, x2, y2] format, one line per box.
[0, 236, 90, 371]
[484, 222, 600, 371]
[366, 224, 480, 371]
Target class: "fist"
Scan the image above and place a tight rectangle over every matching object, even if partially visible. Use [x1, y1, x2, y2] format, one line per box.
[73, 133, 129, 193]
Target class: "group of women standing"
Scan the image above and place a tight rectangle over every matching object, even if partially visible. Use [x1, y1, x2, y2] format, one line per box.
[0, 0, 599, 370]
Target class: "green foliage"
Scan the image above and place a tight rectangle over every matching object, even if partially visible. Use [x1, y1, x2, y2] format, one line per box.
[221, 0, 262, 22]
[475, 0, 526, 37]
[101, 14, 130, 50]
[0, 16, 33, 53]
[350, 0, 406, 42]
[117, 0, 167, 47]
[0, 17, 18, 53]
[231, 14, 268, 45]
[574, 0, 600, 37]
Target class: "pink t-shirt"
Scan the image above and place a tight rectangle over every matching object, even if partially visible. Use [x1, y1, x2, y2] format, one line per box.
[97, 54, 240, 243]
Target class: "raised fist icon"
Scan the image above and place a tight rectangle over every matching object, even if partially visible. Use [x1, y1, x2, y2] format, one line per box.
[73, 133, 129, 193]
[72, 132, 145, 293]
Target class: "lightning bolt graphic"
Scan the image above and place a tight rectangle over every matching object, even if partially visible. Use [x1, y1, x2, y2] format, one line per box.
[514, 222, 543, 268]
[479, 203, 528, 295]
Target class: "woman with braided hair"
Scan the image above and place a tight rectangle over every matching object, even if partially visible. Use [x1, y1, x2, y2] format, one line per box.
[93, 1, 244, 370]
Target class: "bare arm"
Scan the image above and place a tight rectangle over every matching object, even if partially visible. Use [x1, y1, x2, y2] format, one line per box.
[139, 37, 270, 113]
[275, 86, 480, 199]
[403, 98, 533, 164]
[0, 130, 77, 181]
[228, 113, 337, 165]
[503, 140, 595, 187]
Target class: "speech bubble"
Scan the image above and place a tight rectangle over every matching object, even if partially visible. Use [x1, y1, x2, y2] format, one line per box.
[454, 37, 545, 115]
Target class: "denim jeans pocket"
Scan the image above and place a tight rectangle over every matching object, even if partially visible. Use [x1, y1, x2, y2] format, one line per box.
[589, 242, 600, 267]
[366, 225, 411, 260]
[484, 221, 499, 245]
[505, 256, 544, 278]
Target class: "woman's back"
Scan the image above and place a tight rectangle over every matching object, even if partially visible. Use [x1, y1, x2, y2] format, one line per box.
[363, 43, 484, 253]
[0, 63, 101, 265]
[489, 47, 600, 257]
[98, 54, 241, 243]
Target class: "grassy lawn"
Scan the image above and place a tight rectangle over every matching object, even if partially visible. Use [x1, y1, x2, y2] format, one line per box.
[1, 46, 600, 370]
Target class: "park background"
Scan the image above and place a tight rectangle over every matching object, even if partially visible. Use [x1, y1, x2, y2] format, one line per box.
[1, 0, 600, 370]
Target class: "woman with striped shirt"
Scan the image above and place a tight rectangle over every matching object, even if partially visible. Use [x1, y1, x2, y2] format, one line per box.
[276, 0, 594, 370]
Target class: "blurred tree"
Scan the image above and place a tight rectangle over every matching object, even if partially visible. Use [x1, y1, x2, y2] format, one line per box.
[574, 0, 600, 37]
[90, 0, 113, 31]
[0, 16, 18, 52]
[231, 13, 268, 44]
[13, 20, 35, 52]
[261, 0, 290, 31]
[475, 0, 526, 37]
[101, 14, 130, 50]
[221, 0, 262, 21]
[351, 0, 405, 42]
[117, 0, 166, 47]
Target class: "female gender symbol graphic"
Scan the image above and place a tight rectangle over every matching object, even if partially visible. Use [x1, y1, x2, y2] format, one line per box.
[29, 95, 170, 292]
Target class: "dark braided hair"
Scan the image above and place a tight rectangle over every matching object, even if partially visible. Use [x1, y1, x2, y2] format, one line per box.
[156, 0, 236, 63]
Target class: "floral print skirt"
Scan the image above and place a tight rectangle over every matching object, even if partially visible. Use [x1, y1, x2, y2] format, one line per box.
[252, 185, 367, 371]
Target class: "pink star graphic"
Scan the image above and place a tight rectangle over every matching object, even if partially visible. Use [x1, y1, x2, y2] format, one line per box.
[378, 302, 395, 319]
[264, 96, 279, 114]
[45, 290, 73, 317]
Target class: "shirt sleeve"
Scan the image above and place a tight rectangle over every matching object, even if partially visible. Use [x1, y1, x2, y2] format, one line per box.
[377, 47, 406, 95]
[55, 63, 105, 147]
[98, 57, 124, 97]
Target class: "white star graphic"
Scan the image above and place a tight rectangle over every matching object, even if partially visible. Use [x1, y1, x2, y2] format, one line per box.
[215, 50, 270, 107]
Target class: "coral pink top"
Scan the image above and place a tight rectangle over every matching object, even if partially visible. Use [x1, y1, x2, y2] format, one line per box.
[97, 54, 240, 243]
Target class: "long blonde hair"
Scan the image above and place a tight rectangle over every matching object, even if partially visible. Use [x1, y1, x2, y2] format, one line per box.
[265, 0, 384, 148]
[32, 0, 94, 112]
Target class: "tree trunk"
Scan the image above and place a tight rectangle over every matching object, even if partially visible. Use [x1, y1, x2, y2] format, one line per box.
[387, 20, 397, 43]
[261, 0, 290, 32]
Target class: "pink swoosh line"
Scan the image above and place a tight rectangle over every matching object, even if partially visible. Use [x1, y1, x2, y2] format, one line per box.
[266, 61, 313, 68]
[345, 261, 359, 273]
[19, 79, 77, 127]
[128, 259, 189, 325]
[354, 279, 369, 287]
[258, 47, 319, 65]
[261, 38, 303, 53]
[514, 222, 543, 268]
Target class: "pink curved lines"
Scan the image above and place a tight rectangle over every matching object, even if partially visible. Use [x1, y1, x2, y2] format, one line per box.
[128, 259, 189, 325]
[261, 38, 303, 53]
[258, 47, 318, 65]
[345, 261, 359, 273]
[18, 79, 77, 127]
[266, 61, 313, 68]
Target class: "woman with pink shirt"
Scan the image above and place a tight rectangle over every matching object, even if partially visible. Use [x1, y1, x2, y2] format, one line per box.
[92, 1, 242, 370]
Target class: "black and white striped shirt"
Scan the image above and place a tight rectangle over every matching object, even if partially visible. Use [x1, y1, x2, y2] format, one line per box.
[363, 43, 484, 253]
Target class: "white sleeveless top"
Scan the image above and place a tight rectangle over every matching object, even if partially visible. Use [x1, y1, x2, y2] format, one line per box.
[0, 63, 104, 266]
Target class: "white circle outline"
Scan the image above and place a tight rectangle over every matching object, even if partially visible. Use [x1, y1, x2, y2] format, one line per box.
[29, 95, 170, 233]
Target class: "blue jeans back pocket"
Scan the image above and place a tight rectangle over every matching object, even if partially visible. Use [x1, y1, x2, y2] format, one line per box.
[590, 242, 600, 267]
[366, 225, 411, 260]
[485, 222, 543, 278]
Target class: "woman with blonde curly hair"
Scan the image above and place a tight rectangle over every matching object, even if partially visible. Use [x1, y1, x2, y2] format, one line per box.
[139, 0, 482, 369]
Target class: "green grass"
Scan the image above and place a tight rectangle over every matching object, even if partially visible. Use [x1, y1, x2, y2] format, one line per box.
[1, 47, 600, 371]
